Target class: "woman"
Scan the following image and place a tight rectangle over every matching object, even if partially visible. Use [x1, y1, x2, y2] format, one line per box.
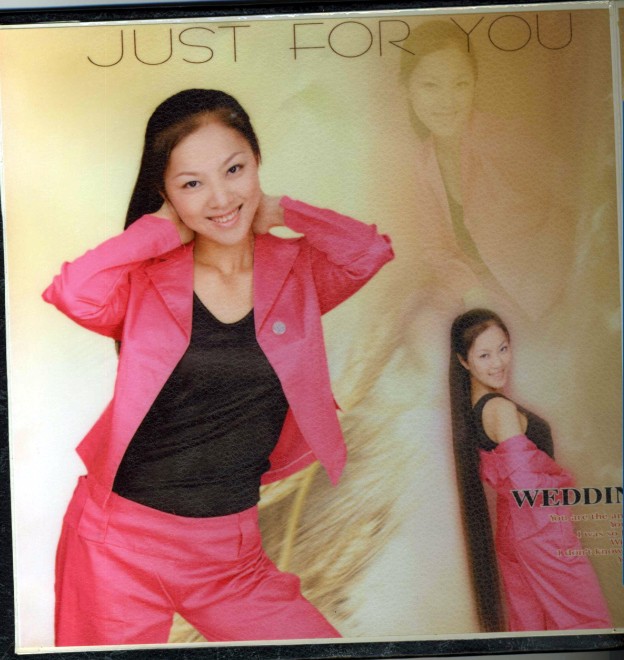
[43, 88, 393, 646]
[449, 308, 612, 632]
[399, 21, 573, 320]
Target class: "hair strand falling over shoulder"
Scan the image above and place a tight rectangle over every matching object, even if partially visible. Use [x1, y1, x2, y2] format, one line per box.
[449, 308, 507, 632]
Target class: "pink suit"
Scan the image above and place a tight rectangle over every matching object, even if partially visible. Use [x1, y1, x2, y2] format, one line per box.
[43, 196, 394, 645]
[480, 435, 612, 631]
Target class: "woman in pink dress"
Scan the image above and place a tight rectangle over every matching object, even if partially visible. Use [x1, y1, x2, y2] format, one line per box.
[449, 308, 612, 632]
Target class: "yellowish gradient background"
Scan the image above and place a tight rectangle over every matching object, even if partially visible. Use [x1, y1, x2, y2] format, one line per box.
[1, 7, 621, 650]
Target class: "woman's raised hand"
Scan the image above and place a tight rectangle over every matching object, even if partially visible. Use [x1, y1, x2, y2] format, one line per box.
[252, 194, 285, 235]
[155, 200, 195, 244]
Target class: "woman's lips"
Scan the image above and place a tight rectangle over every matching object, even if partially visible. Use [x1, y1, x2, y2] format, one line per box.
[207, 206, 241, 225]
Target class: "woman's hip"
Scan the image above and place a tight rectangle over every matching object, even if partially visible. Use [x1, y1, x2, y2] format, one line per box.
[62, 475, 263, 564]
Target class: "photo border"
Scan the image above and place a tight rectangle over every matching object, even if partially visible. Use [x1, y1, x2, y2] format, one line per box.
[1, 0, 622, 657]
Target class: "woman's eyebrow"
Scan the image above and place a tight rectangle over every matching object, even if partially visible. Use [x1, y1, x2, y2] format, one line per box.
[171, 151, 246, 178]
[222, 151, 246, 167]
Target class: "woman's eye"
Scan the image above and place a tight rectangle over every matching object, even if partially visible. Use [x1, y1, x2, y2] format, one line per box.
[184, 180, 200, 189]
[500, 345, 508, 353]
[227, 164, 242, 175]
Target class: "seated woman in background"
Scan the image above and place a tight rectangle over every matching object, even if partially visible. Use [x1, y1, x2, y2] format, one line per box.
[449, 308, 612, 632]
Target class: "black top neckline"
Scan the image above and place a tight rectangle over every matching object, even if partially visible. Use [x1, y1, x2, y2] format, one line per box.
[472, 392, 507, 413]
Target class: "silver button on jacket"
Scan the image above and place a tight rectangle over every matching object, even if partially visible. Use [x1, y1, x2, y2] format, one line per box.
[272, 321, 286, 335]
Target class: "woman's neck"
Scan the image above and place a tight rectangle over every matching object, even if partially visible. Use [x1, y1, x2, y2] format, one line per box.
[193, 233, 254, 276]
[433, 133, 462, 160]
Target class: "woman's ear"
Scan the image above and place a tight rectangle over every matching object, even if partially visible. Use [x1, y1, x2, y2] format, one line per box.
[457, 354, 470, 371]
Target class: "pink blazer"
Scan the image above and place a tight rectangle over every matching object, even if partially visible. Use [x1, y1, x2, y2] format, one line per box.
[43, 196, 393, 500]
[480, 435, 574, 541]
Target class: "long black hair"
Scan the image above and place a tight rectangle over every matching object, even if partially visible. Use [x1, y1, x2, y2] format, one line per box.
[125, 89, 261, 228]
[449, 308, 506, 632]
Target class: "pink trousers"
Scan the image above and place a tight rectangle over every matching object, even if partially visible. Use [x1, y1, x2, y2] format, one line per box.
[55, 476, 340, 646]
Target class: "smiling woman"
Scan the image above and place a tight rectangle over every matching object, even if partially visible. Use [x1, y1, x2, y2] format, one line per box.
[161, 120, 264, 322]
[406, 46, 475, 142]
[399, 21, 573, 320]
[449, 309, 612, 633]
[42, 88, 394, 647]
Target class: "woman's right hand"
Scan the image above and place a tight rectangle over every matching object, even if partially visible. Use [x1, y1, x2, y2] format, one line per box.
[155, 200, 195, 245]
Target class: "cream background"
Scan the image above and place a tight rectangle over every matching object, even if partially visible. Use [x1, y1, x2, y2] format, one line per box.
[1, 6, 622, 651]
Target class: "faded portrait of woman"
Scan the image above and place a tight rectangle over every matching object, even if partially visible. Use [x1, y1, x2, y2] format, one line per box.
[393, 15, 621, 461]
[398, 20, 574, 322]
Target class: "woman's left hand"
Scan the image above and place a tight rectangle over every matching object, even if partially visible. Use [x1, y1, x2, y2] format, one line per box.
[252, 194, 285, 234]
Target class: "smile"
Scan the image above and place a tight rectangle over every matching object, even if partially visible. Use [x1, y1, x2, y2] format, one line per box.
[207, 206, 241, 225]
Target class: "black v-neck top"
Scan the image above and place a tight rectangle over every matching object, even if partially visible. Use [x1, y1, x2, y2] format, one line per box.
[113, 293, 289, 517]
[472, 392, 554, 457]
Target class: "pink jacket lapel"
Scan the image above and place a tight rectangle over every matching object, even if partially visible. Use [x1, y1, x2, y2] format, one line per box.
[144, 247, 194, 339]
[142, 235, 301, 338]
[253, 233, 300, 331]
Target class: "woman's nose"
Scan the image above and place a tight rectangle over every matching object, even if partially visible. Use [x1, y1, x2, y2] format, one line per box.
[437, 89, 455, 109]
[206, 181, 232, 210]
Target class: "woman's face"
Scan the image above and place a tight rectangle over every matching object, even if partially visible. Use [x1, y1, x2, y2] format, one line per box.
[163, 120, 262, 246]
[459, 324, 511, 394]
[408, 47, 475, 140]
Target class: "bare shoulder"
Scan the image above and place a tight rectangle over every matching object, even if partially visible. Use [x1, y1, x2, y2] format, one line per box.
[481, 396, 525, 444]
